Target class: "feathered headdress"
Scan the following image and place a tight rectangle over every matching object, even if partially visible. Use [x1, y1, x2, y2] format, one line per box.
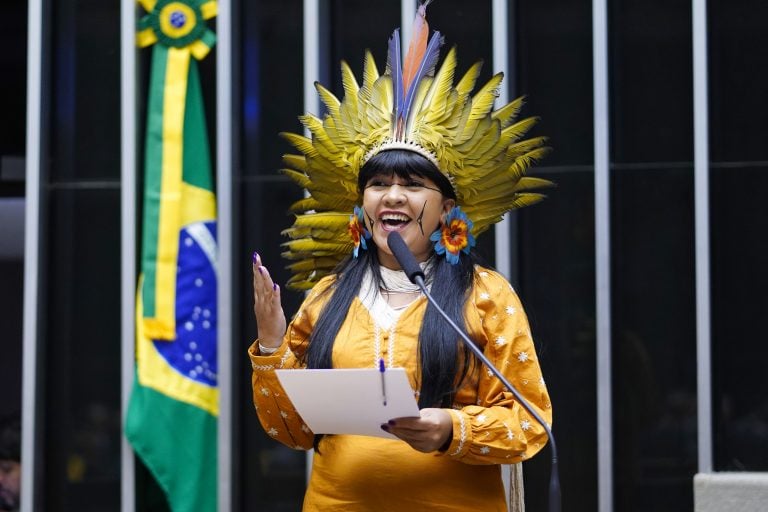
[280, 1, 552, 289]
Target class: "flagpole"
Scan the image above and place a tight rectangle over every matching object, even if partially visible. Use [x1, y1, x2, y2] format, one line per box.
[217, 0, 235, 510]
[120, 0, 137, 510]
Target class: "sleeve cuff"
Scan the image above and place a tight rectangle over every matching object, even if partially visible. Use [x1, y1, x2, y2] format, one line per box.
[247, 339, 290, 371]
[441, 409, 472, 458]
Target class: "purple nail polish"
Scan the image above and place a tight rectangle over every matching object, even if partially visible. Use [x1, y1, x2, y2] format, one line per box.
[252, 251, 258, 263]
[273, 283, 277, 291]
[258, 267, 263, 275]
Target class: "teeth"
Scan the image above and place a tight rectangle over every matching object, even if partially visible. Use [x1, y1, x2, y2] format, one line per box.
[380, 213, 410, 222]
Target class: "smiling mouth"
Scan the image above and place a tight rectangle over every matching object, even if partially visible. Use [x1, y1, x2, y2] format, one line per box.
[379, 213, 412, 230]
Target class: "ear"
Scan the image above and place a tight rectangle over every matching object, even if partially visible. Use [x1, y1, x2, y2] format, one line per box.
[441, 198, 456, 221]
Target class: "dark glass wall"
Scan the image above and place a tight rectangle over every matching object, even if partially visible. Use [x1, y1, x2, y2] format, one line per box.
[0, 1, 27, 425]
[516, 1, 598, 510]
[610, 1, 697, 510]
[427, 0, 497, 258]
[238, 0, 306, 510]
[709, 0, 768, 472]
[40, 0, 122, 509]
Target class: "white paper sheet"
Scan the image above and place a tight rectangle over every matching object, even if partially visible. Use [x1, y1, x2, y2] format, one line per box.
[275, 368, 420, 439]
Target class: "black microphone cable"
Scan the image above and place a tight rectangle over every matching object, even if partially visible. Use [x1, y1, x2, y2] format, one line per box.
[387, 232, 561, 512]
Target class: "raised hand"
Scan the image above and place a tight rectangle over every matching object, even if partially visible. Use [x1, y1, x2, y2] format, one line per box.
[252, 252, 287, 349]
[382, 408, 453, 453]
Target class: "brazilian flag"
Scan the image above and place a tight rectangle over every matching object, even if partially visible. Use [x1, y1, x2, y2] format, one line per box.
[126, 2, 218, 511]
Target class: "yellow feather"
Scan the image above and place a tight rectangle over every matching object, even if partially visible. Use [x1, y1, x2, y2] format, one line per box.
[491, 96, 525, 128]
[503, 116, 539, 143]
[513, 176, 555, 192]
[282, 154, 308, 172]
[420, 47, 457, 121]
[287, 197, 321, 213]
[361, 50, 380, 101]
[456, 60, 483, 97]
[291, 212, 350, 229]
[280, 132, 318, 158]
[506, 137, 549, 158]
[315, 82, 341, 118]
[340, 60, 360, 103]
[282, 239, 352, 253]
[287, 257, 340, 272]
[281, 169, 311, 189]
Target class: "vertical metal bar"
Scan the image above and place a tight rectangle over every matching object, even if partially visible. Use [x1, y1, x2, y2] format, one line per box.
[492, 0, 514, 505]
[21, 0, 43, 509]
[692, 0, 712, 474]
[493, 0, 513, 281]
[402, 0, 416, 40]
[217, 0, 234, 510]
[303, 0, 321, 483]
[120, 1, 137, 511]
[593, 0, 613, 510]
[305, 0, 320, 118]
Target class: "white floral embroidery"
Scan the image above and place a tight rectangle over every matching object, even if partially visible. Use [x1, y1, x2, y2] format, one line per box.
[479, 292, 490, 300]
[301, 424, 310, 433]
[280, 411, 289, 419]
[494, 336, 507, 347]
[278, 349, 292, 369]
[388, 324, 396, 369]
[486, 367, 494, 377]
[373, 324, 382, 367]
[450, 412, 467, 456]
[521, 420, 532, 431]
[502, 422, 515, 440]
[506, 305, 517, 315]
[480, 446, 490, 455]
[260, 387, 271, 396]
[267, 427, 279, 437]
[477, 414, 488, 423]
[522, 379, 529, 385]
[517, 352, 530, 363]
[479, 271, 489, 277]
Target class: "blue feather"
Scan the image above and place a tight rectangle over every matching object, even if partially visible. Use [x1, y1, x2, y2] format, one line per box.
[400, 31, 444, 133]
[387, 29, 403, 136]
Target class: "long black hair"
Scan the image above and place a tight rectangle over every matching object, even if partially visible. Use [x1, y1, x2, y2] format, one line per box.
[302, 149, 478, 419]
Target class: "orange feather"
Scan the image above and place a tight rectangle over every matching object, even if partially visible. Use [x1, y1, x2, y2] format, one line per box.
[402, 1, 432, 93]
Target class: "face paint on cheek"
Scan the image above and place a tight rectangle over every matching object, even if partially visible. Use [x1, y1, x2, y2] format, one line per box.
[364, 208, 376, 230]
[416, 200, 427, 237]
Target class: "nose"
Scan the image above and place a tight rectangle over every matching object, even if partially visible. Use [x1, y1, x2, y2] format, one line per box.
[382, 183, 407, 203]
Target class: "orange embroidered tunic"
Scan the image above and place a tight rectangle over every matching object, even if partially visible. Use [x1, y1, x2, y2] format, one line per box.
[248, 267, 552, 511]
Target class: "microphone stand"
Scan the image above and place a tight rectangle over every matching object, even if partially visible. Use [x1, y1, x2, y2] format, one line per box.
[412, 273, 561, 512]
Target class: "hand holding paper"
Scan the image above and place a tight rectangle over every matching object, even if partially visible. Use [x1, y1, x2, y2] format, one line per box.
[275, 368, 420, 439]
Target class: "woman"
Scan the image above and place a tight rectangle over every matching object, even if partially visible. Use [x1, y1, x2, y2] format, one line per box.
[249, 4, 552, 510]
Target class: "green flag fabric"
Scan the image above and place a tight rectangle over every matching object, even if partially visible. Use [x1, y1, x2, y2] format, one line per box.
[126, 2, 219, 511]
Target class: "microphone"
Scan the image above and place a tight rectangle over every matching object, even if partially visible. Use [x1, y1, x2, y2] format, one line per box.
[386, 230, 425, 283]
[386, 231, 561, 512]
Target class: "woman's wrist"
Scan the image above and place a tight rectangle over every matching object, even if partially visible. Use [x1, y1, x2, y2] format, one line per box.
[258, 341, 280, 355]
